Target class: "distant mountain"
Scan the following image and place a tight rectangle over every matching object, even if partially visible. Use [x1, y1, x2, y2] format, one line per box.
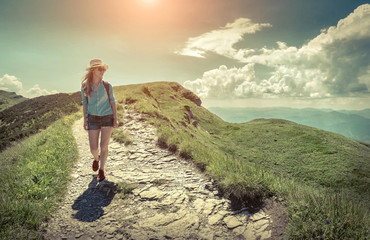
[0, 90, 27, 111]
[339, 109, 370, 119]
[208, 107, 370, 143]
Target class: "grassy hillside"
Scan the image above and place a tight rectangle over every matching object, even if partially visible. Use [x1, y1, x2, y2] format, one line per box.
[208, 107, 370, 143]
[0, 113, 80, 239]
[113, 82, 369, 239]
[1, 82, 368, 239]
[0, 92, 81, 151]
[0, 90, 27, 111]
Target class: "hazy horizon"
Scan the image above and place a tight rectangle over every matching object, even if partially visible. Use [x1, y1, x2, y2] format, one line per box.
[207, 106, 370, 143]
[207, 105, 370, 112]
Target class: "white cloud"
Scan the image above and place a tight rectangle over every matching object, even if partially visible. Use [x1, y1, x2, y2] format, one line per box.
[183, 4, 370, 100]
[19, 84, 58, 98]
[0, 74, 23, 92]
[175, 18, 271, 61]
[0, 74, 58, 98]
[185, 64, 256, 99]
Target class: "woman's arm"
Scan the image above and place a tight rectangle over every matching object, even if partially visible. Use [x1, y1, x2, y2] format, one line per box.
[81, 86, 89, 130]
[108, 84, 118, 128]
[111, 102, 119, 128]
[83, 105, 88, 130]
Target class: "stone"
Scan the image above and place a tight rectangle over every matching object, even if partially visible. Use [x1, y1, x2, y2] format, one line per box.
[139, 211, 185, 228]
[259, 230, 272, 240]
[252, 219, 270, 231]
[199, 229, 215, 240]
[72, 174, 80, 178]
[193, 198, 205, 213]
[244, 228, 256, 240]
[203, 200, 217, 215]
[115, 234, 124, 240]
[184, 184, 198, 191]
[250, 211, 269, 222]
[139, 187, 167, 200]
[174, 194, 187, 204]
[224, 215, 243, 229]
[208, 213, 224, 225]
[233, 226, 246, 235]
[162, 156, 177, 162]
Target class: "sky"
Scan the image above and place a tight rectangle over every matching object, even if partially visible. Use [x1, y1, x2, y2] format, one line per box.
[0, 0, 369, 110]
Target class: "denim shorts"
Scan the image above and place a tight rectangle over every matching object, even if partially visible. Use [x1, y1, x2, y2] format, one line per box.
[87, 114, 114, 130]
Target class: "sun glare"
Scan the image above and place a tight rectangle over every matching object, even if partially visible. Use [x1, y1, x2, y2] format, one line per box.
[141, 0, 158, 5]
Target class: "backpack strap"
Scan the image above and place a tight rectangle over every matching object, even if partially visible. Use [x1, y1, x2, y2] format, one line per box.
[103, 81, 114, 112]
[102, 81, 111, 104]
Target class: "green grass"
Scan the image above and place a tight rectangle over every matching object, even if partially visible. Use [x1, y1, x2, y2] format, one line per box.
[286, 188, 368, 239]
[113, 82, 370, 239]
[115, 181, 136, 199]
[112, 129, 133, 146]
[151, 179, 169, 186]
[0, 113, 81, 240]
[112, 106, 133, 145]
[187, 194, 196, 202]
[218, 119, 370, 200]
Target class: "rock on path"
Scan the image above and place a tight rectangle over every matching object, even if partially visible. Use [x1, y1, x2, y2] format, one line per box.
[43, 111, 273, 240]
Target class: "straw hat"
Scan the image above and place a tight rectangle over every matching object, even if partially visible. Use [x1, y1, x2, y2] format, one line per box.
[86, 59, 109, 71]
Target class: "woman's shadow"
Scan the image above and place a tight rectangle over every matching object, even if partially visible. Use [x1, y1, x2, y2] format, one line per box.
[72, 176, 116, 222]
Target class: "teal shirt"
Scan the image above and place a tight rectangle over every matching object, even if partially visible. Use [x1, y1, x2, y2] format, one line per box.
[81, 80, 116, 116]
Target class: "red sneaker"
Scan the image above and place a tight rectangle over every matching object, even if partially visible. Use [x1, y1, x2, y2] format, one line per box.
[98, 169, 105, 182]
[92, 160, 99, 172]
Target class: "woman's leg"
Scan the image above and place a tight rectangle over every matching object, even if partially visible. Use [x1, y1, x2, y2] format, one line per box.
[88, 129, 101, 161]
[99, 127, 113, 171]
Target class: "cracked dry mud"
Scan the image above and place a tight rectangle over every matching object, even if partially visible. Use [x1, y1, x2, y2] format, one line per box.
[43, 111, 274, 240]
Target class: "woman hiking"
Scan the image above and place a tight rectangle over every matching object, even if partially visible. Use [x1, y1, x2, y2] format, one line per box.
[81, 59, 118, 182]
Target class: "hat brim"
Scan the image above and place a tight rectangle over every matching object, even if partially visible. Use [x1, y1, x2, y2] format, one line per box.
[86, 64, 109, 71]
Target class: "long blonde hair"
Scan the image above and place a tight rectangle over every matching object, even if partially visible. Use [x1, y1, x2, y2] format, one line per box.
[81, 69, 94, 97]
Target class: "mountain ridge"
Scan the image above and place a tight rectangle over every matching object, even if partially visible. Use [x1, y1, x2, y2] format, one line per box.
[0, 89, 27, 112]
[208, 106, 370, 143]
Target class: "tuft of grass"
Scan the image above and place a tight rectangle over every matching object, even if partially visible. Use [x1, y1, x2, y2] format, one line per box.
[115, 181, 136, 199]
[151, 179, 169, 186]
[112, 129, 133, 146]
[286, 188, 369, 239]
[0, 112, 81, 240]
[187, 194, 196, 202]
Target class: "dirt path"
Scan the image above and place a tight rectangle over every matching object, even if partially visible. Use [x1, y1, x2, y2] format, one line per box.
[43, 111, 277, 240]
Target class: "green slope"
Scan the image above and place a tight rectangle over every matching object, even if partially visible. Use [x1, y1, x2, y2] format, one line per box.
[113, 81, 369, 239]
[208, 107, 370, 143]
[0, 92, 81, 151]
[220, 118, 369, 198]
[114, 82, 369, 200]
[0, 90, 27, 111]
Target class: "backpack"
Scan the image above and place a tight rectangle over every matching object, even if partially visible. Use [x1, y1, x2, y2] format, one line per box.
[83, 80, 112, 107]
